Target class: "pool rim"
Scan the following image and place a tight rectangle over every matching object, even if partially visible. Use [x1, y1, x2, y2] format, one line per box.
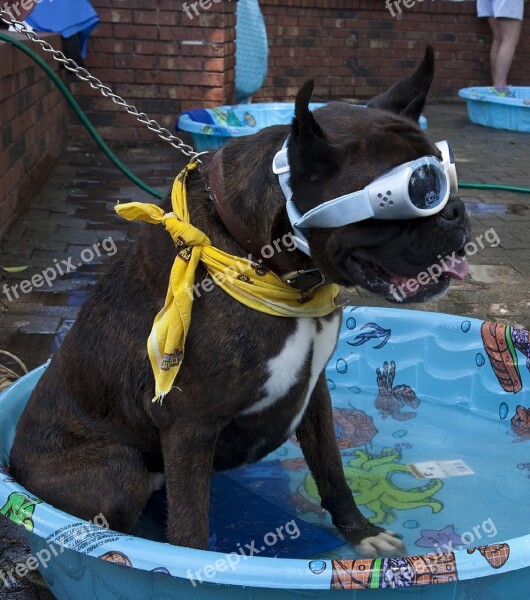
[176, 102, 429, 138]
[1, 307, 529, 591]
[458, 86, 530, 107]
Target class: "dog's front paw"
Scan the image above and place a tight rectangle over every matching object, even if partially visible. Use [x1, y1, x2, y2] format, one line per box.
[339, 524, 406, 558]
[355, 530, 406, 558]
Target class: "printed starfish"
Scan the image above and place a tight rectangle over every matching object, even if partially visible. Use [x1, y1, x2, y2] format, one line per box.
[415, 524, 463, 551]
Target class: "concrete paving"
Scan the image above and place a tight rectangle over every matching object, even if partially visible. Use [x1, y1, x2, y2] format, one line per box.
[0, 103, 529, 598]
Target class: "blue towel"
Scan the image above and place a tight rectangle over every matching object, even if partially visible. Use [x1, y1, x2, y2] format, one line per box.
[25, 0, 99, 59]
[235, 0, 268, 103]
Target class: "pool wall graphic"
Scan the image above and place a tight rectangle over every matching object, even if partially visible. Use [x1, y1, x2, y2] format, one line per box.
[0, 306, 529, 598]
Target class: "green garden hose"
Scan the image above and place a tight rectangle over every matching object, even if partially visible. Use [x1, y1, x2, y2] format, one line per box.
[0, 31, 163, 200]
[1, 31, 529, 197]
[459, 182, 529, 193]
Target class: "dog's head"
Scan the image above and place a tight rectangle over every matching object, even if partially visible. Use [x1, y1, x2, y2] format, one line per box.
[285, 47, 470, 303]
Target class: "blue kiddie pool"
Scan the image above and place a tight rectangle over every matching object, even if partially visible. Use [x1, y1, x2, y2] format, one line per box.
[1, 306, 530, 599]
[458, 87, 530, 133]
[176, 104, 429, 152]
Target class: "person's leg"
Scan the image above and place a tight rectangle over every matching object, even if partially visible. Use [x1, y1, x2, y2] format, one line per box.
[492, 18, 522, 87]
[488, 17, 502, 80]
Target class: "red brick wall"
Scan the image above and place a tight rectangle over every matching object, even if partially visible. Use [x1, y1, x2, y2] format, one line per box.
[70, 0, 236, 143]
[0, 32, 68, 243]
[4, 0, 527, 164]
[254, 0, 530, 102]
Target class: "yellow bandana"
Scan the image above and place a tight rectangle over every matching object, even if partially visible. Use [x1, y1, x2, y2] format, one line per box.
[116, 162, 340, 402]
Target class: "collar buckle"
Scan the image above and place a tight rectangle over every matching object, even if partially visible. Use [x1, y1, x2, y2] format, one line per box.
[281, 268, 326, 290]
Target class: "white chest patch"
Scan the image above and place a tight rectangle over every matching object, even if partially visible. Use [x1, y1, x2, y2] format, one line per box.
[242, 314, 341, 434]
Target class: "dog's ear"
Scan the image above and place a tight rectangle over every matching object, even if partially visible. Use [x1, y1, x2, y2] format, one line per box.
[367, 46, 435, 122]
[289, 80, 338, 182]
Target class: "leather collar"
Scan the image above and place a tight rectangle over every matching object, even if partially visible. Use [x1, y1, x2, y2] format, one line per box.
[206, 149, 326, 291]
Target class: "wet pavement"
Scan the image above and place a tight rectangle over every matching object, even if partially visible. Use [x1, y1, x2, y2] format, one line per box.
[0, 103, 529, 598]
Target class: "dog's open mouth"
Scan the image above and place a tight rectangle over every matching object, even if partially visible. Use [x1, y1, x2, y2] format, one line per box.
[352, 251, 469, 304]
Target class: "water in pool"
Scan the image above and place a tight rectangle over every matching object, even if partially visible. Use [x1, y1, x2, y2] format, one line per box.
[132, 307, 530, 562]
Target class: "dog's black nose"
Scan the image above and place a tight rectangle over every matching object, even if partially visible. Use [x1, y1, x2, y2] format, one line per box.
[439, 197, 466, 222]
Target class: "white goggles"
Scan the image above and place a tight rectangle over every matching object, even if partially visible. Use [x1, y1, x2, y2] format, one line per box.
[273, 139, 458, 255]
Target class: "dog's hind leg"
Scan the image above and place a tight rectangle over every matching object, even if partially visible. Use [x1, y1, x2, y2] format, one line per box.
[11, 443, 151, 533]
[295, 374, 407, 558]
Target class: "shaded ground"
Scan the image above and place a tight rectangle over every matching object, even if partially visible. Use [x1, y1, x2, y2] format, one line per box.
[0, 103, 529, 598]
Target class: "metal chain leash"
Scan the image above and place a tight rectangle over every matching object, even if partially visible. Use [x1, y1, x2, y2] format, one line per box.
[0, 10, 209, 163]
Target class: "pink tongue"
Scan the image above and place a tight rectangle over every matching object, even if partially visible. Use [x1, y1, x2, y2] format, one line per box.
[388, 257, 469, 291]
[389, 274, 413, 285]
[442, 257, 469, 280]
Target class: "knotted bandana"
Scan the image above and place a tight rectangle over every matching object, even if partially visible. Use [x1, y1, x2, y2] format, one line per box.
[116, 162, 340, 402]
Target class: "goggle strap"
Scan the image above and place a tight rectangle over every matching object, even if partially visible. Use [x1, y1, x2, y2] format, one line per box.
[294, 190, 374, 228]
[435, 141, 458, 194]
[272, 144, 290, 175]
[277, 170, 293, 203]
[276, 141, 374, 231]
[278, 169, 311, 255]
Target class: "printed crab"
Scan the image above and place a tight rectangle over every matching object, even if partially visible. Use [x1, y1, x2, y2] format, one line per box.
[375, 361, 420, 421]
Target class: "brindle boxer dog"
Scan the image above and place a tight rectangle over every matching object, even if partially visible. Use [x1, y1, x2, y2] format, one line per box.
[10, 47, 469, 557]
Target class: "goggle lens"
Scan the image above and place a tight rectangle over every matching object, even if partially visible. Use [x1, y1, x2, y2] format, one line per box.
[408, 163, 447, 209]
